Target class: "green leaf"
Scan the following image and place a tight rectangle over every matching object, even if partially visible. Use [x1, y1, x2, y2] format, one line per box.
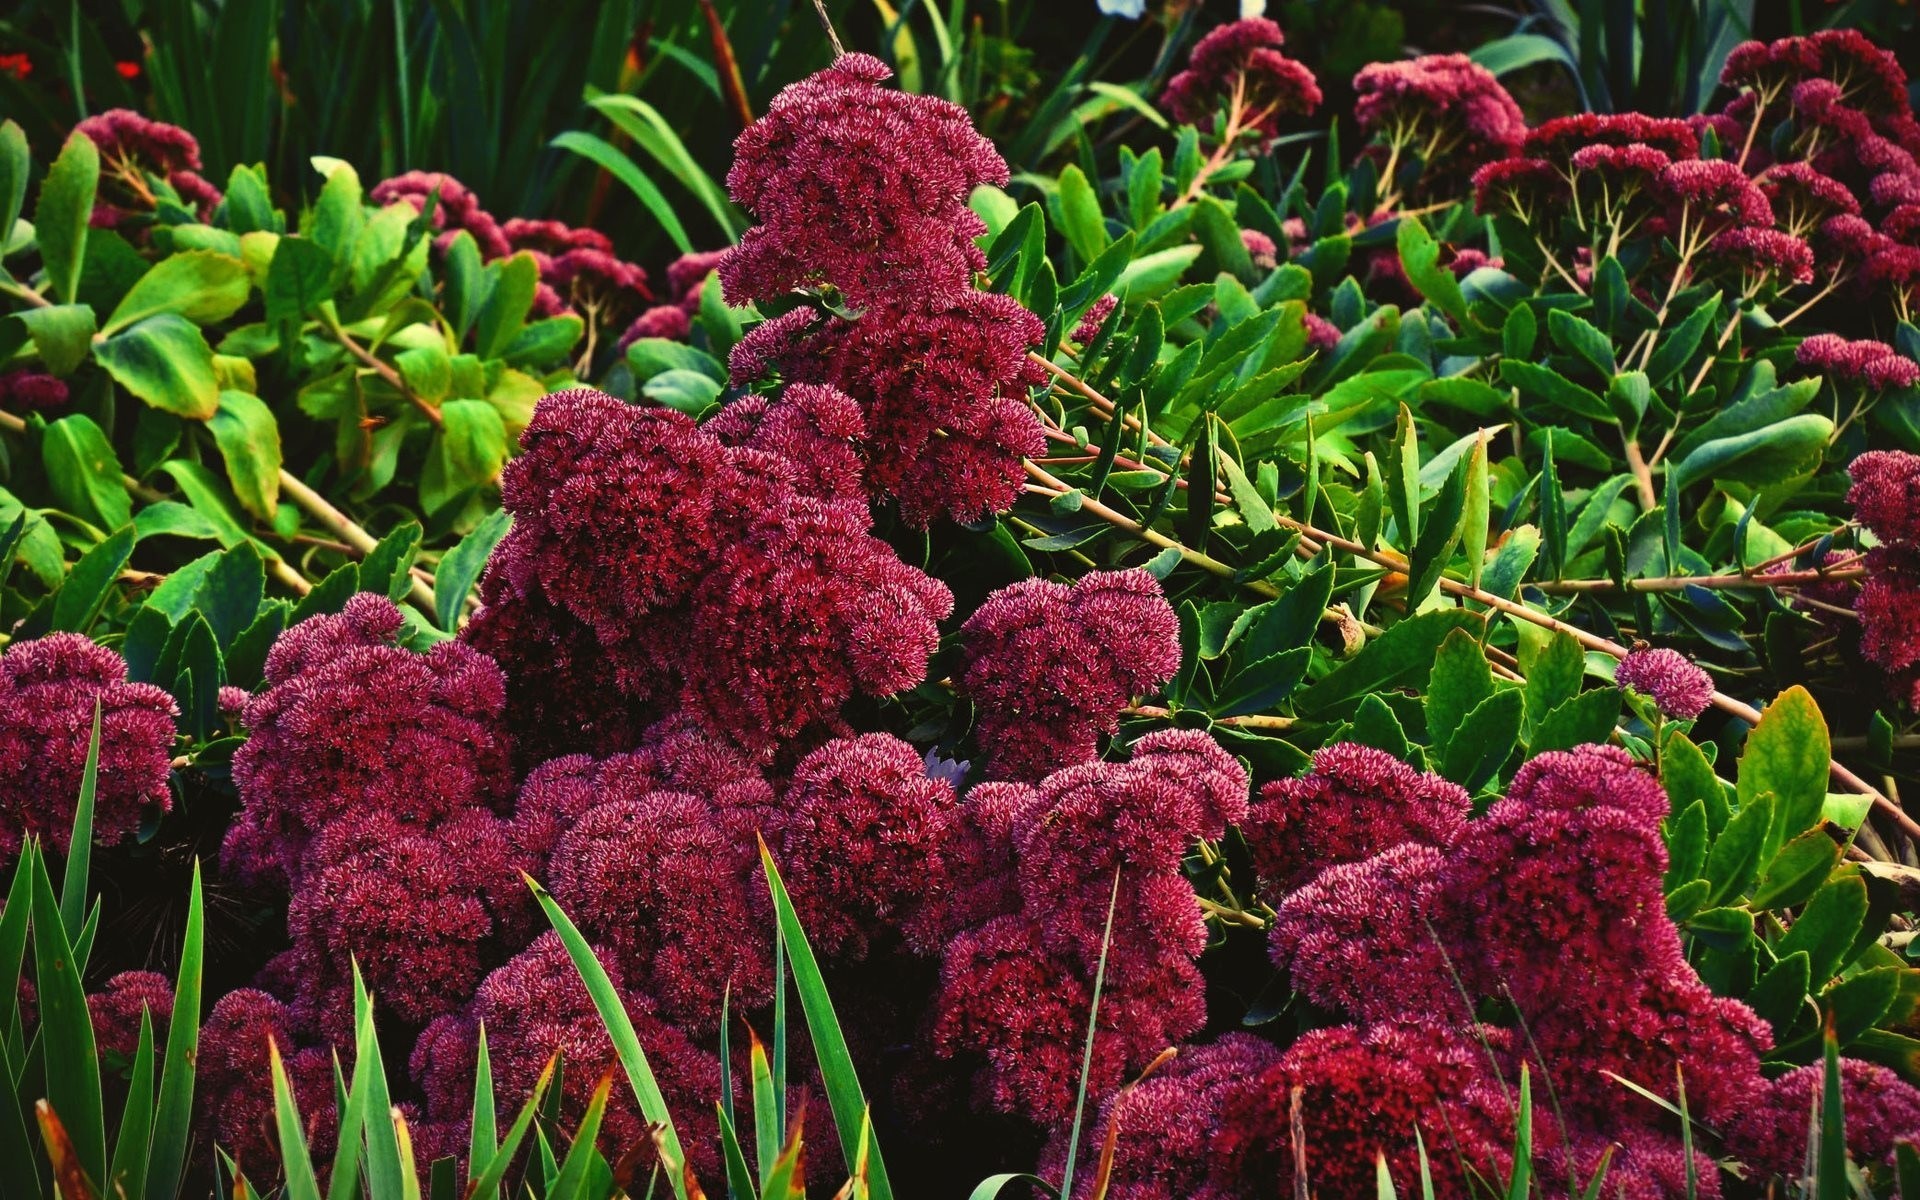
[1663, 732, 1730, 838]
[94, 313, 221, 419]
[0, 120, 27, 248]
[585, 94, 742, 241]
[1663, 800, 1708, 892]
[550, 131, 694, 255]
[1705, 792, 1772, 905]
[348, 969, 408, 1200]
[627, 337, 726, 383]
[145, 861, 203, 1200]
[1441, 687, 1525, 791]
[1472, 32, 1579, 75]
[159, 460, 254, 549]
[59, 703, 102, 937]
[1519, 630, 1583, 734]
[106, 1010, 158, 1200]
[1502, 303, 1537, 361]
[1824, 967, 1901, 1046]
[1645, 297, 1720, 387]
[103, 250, 251, 334]
[1737, 686, 1831, 860]
[473, 252, 539, 361]
[1750, 831, 1842, 911]
[1668, 414, 1833, 492]
[1775, 876, 1869, 985]
[1527, 688, 1620, 754]
[1462, 432, 1489, 591]
[1212, 647, 1312, 718]
[360, 522, 424, 604]
[1054, 163, 1109, 268]
[1426, 628, 1493, 753]
[1396, 216, 1469, 325]
[1298, 609, 1484, 713]
[15, 303, 98, 375]
[264, 236, 335, 324]
[1115, 245, 1203, 302]
[547, 1071, 612, 1200]
[36, 131, 99, 304]
[191, 544, 265, 646]
[643, 368, 724, 417]
[1747, 951, 1812, 1038]
[1501, 360, 1615, 423]
[207, 391, 282, 520]
[463, 1057, 552, 1200]
[1405, 446, 1471, 605]
[759, 845, 894, 1200]
[432, 399, 509, 490]
[52, 526, 136, 633]
[43, 412, 133, 531]
[270, 1037, 325, 1200]
[435, 509, 511, 632]
[1547, 309, 1616, 377]
[32, 845, 106, 1184]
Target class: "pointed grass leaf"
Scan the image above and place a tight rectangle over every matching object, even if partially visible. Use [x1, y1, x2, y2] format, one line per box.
[270, 1038, 325, 1200]
[548, 1072, 613, 1200]
[58, 703, 102, 935]
[462, 1055, 554, 1200]
[31, 843, 106, 1184]
[145, 860, 202, 1200]
[106, 1010, 157, 1200]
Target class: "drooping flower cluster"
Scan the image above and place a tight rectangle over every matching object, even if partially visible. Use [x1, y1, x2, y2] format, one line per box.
[719, 53, 1049, 526]
[1798, 333, 1920, 391]
[0, 633, 176, 856]
[618, 249, 730, 349]
[1615, 646, 1715, 719]
[1850, 449, 1920, 707]
[1352, 54, 1525, 198]
[957, 569, 1182, 781]
[74, 109, 222, 226]
[502, 217, 651, 324]
[368, 171, 512, 258]
[0, 369, 68, 411]
[468, 387, 951, 762]
[1160, 18, 1321, 141]
[927, 731, 1248, 1123]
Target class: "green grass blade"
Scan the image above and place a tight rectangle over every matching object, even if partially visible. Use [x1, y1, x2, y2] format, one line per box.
[1816, 1017, 1847, 1200]
[270, 1037, 325, 1200]
[145, 859, 202, 1200]
[757, 842, 892, 1200]
[58, 701, 100, 938]
[466, 1023, 497, 1199]
[718, 1104, 757, 1200]
[324, 988, 382, 1200]
[772, 924, 786, 1141]
[751, 1030, 778, 1186]
[529, 876, 689, 1200]
[106, 1008, 157, 1199]
[394, 1109, 422, 1200]
[585, 93, 743, 242]
[549, 131, 694, 255]
[965, 1175, 1060, 1199]
[463, 1055, 554, 1200]
[352, 965, 408, 1200]
[0, 845, 36, 1049]
[1677, 1068, 1697, 1200]
[72, 898, 100, 973]
[1415, 1129, 1436, 1200]
[547, 1073, 613, 1200]
[30, 842, 105, 1184]
[1504, 1064, 1531, 1200]
[719, 985, 734, 1139]
[1376, 1153, 1398, 1199]
[1058, 871, 1122, 1200]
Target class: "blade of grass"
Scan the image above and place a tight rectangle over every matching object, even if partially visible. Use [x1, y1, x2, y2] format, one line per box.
[463, 1055, 555, 1200]
[528, 875, 689, 1200]
[145, 859, 202, 1200]
[547, 1072, 613, 1200]
[1058, 871, 1123, 1200]
[549, 132, 695, 255]
[351, 965, 407, 1200]
[58, 701, 100, 938]
[586, 93, 743, 241]
[751, 1030, 778, 1185]
[36, 1097, 97, 1200]
[394, 1108, 422, 1200]
[323, 985, 382, 1200]
[31, 840, 105, 1184]
[757, 841, 893, 1200]
[1376, 1153, 1398, 1199]
[106, 1009, 158, 1199]
[466, 1023, 497, 1200]
[717, 1104, 758, 1200]
[1505, 1065, 1532, 1200]
[965, 1176, 1060, 1199]
[772, 924, 787, 1140]
[270, 1037, 325, 1200]
[0, 844, 35, 1051]
[1816, 1015, 1847, 1200]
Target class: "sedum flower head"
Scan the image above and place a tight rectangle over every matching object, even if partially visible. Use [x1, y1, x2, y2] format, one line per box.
[1352, 54, 1526, 170]
[1615, 647, 1715, 719]
[369, 170, 510, 258]
[1849, 449, 1920, 543]
[88, 970, 173, 1058]
[1723, 1058, 1920, 1181]
[1160, 18, 1321, 139]
[0, 633, 176, 856]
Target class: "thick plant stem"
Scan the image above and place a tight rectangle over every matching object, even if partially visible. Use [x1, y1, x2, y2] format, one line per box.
[276, 470, 439, 613]
[322, 313, 443, 428]
[1536, 567, 1865, 594]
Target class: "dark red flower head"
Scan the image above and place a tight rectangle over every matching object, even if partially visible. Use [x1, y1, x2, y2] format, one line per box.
[1524, 113, 1700, 162]
[0, 633, 176, 856]
[1161, 18, 1321, 140]
[0, 370, 70, 411]
[1615, 647, 1715, 718]
[1804, 337, 1920, 392]
[369, 171, 511, 259]
[1352, 54, 1525, 170]
[89, 970, 174, 1058]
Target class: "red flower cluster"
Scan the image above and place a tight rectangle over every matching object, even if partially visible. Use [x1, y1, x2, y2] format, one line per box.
[74, 109, 222, 226]
[1242, 742, 1468, 891]
[368, 170, 511, 258]
[0, 369, 68, 410]
[958, 569, 1182, 781]
[617, 248, 729, 349]
[88, 970, 173, 1058]
[928, 731, 1248, 1123]
[1352, 54, 1525, 188]
[197, 989, 335, 1177]
[1799, 333, 1920, 390]
[502, 216, 650, 322]
[721, 55, 1048, 526]
[1850, 450, 1920, 707]
[1615, 647, 1715, 719]
[0, 633, 176, 856]
[1723, 1059, 1920, 1177]
[465, 387, 950, 761]
[1160, 18, 1321, 141]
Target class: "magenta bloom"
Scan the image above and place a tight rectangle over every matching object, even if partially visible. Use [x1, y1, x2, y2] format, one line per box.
[1269, 844, 1464, 1025]
[0, 370, 69, 410]
[88, 970, 173, 1058]
[1160, 18, 1321, 139]
[1658, 159, 1774, 232]
[722, 53, 1006, 308]
[1303, 311, 1341, 350]
[75, 108, 222, 223]
[1072, 293, 1120, 343]
[706, 383, 868, 504]
[959, 569, 1182, 781]
[1760, 162, 1862, 233]
[1615, 647, 1715, 719]
[1708, 226, 1816, 289]
[1241, 742, 1468, 893]
[1352, 54, 1526, 173]
[227, 594, 512, 883]
[1858, 549, 1920, 708]
[1804, 339, 1920, 391]
[1524, 113, 1700, 161]
[198, 989, 333, 1177]
[1470, 156, 1565, 218]
[768, 733, 957, 959]
[616, 304, 691, 349]
[1849, 450, 1920, 543]
[369, 170, 510, 259]
[1036, 1034, 1285, 1200]
[1723, 1059, 1920, 1181]
[0, 633, 176, 856]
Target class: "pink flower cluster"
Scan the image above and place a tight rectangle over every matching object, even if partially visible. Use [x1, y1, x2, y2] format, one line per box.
[1615, 647, 1715, 719]
[0, 633, 176, 856]
[720, 54, 1048, 526]
[1160, 18, 1321, 141]
[1850, 450, 1920, 708]
[0, 369, 68, 410]
[618, 249, 729, 349]
[1798, 333, 1920, 390]
[925, 731, 1248, 1124]
[1353, 54, 1525, 187]
[957, 569, 1182, 781]
[74, 109, 222, 226]
[466, 386, 951, 762]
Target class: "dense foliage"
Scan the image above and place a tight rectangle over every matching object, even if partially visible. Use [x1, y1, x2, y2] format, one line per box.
[3, 3, 1920, 1199]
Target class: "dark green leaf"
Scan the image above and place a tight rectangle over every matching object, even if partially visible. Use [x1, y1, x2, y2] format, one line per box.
[94, 313, 221, 419]
[103, 250, 251, 333]
[1776, 876, 1869, 984]
[1751, 831, 1843, 911]
[43, 412, 133, 531]
[52, 526, 136, 633]
[1737, 686, 1831, 860]
[36, 131, 99, 304]
[207, 391, 282, 520]
[263, 236, 335, 324]
[1297, 609, 1483, 713]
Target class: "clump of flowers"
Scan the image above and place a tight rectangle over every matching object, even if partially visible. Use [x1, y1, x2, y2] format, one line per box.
[1241, 742, 1468, 891]
[1352, 53, 1525, 203]
[0, 633, 176, 856]
[1849, 450, 1920, 708]
[74, 109, 222, 225]
[1722, 1059, 1920, 1181]
[1848, 448, 1920, 543]
[88, 970, 173, 1058]
[1800, 333, 1920, 392]
[197, 988, 334, 1177]
[1160, 18, 1321, 142]
[0, 369, 68, 411]
[958, 569, 1182, 781]
[225, 593, 513, 883]
[502, 216, 651, 328]
[1615, 646, 1715, 719]
[368, 170, 511, 258]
